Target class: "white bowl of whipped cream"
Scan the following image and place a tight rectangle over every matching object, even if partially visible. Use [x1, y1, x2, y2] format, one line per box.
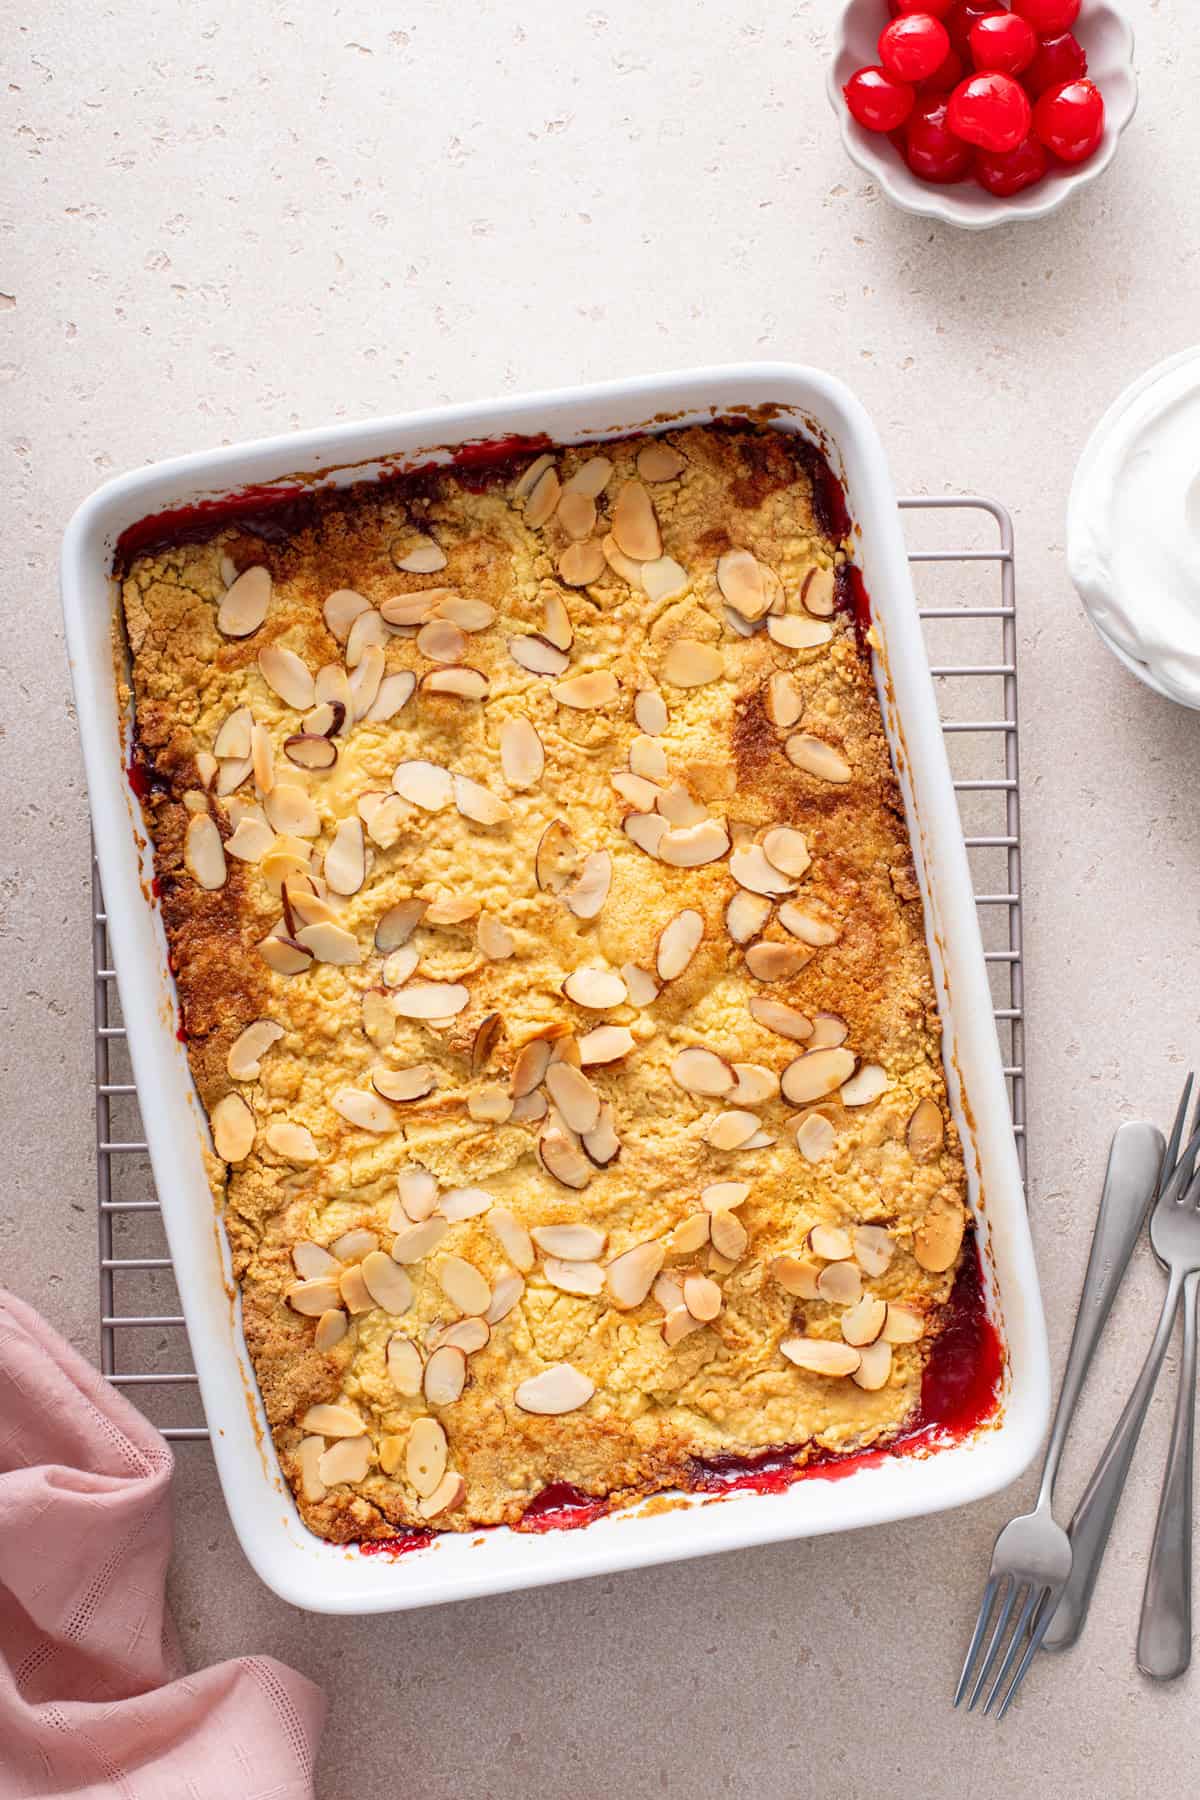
[1069, 347, 1200, 707]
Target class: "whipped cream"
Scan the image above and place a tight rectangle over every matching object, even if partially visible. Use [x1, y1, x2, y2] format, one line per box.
[1069, 347, 1200, 708]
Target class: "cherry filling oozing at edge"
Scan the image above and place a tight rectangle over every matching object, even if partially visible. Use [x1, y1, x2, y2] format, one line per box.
[358, 1236, 1002, 1555]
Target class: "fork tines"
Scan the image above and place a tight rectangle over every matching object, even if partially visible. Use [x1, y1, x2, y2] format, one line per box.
[954, 1574, 1058, 1717]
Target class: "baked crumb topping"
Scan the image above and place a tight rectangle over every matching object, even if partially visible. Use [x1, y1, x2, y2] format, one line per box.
[121, 423, 968, 1542]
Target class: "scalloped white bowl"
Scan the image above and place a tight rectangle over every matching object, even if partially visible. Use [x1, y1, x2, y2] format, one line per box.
[827, 0, 1137, 229]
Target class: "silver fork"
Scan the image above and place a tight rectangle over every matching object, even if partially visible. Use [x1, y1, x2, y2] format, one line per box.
[1043, 1084, 1200, 1653]
[953, 1118, 1167, 1718]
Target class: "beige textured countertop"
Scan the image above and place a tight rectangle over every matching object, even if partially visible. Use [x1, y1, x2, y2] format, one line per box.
[4, 2, 1200, 1793]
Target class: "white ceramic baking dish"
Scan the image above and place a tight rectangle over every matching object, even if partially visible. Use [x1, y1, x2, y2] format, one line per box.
[62, 364, 1049, 1615]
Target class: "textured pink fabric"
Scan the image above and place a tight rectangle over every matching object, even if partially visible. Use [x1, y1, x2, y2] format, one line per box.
[0, 1289, 325, 1799]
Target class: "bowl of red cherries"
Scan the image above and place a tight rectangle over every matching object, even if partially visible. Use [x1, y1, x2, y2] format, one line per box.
[828, 0, 1136, 226]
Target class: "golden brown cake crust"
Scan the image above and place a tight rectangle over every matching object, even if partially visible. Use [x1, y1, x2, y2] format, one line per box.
[120, 424, 968, 1543]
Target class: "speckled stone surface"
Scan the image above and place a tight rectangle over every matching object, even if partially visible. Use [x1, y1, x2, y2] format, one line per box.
[4, 2, 1200, 1794]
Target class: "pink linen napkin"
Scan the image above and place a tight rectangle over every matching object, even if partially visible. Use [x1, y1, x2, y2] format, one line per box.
[0, 1288, 325, 1799]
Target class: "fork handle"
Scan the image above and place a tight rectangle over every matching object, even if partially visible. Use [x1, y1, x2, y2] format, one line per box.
[1043, 1264, 1185, 1651]
[1137, 1267, 1200, 1679]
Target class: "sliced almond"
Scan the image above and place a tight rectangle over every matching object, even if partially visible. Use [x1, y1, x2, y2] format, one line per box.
[559, 540, 606, 586]
[564, 851, 612, 922]
[475, 911, 514, 961]
[259, 934, 313, 976]
[509, 1038, 553, 1100]
[282, 733, 336, 772]
[499, 716, 544, 791]
[417, 617, 468, 664]
[785, 734, 852, 783]
[808, 1013, 848, 1051]
[726, 890, 772, 945]
[386, 1334, 423, 1396]
[227, 1018, 284, 1082]
[509, 635, 570, 679]
[656, 908, 704, 980]
[655, 780, 708, 829]
[534, 818, 578, 894]
[347, 643, 386, 720]
[315, 662, 354, 717]
[320, 817, 363, 896]
[391, 759, 451, 812]
[704, 1111, 761, 1151]
[623, 811, 668, 859]
[184, 814, 227, 889]
[778, 905, 839, 948]
[374, 899, 426, 953]
[562, 454, 613, 498]
[768, 615, 833, 651]
[611, 770, 661, 812]
[487, 1208, 535, 1273]
[841, 1063, 887, 1108]
[637, 441, 685, 482]
[418, 1470, 466, 1519]
[667, 1212, 710, 1255]
[214, 705, 253, 760]
[423, 1343, 468, 1406]
[345, 608, 387, 671]
[531, 1224, 607, 1262]
[394, 1164, 439, 1224]
[629, 735, 669, 784]
[215, 754, 253, 797]
[452, 773, 511, 827]
[852, 1225, 894, 1279]
[486, 1271, 526, 1324]
[422, 894, 479, 926]
[330, 1227, 378, 1262]
[195, 750, 218, 789]
[781, 1337, 861, 1377]
[562, 966, 627, 1010]
[907, 1098, 945, 1161]
[605, 1241, 665, 1310]
[551, 670, 619, 711]
[781, 1047, 857, 1106]
[436, 1254, 491, 1316]
[512, 452, 555, 502]
[542, 1256, 603, 1296]
[717, 548, 771, 621]
[629, 689, 666, 740]
[286, 886, 338, 930]
[914, 1200, 965, 1274]
[317, 1436, 372, 1486]
[683, 1273, 722, 1322]
[257, 644, 315, 710]
[765, 671, 803, 730]
[359, 791, 406, 849]
[322, 587, 370, 642]
[671, 1046, 735, 1099]
[577, 1025, 634, 1066]
[728, 1063, 779, 1107]
[358, 1250, 413, 1316]
[362, 670, 416, 726]
[662, 639, 723, 688]
[762, 827, 811, 880]
[264, 783, 320, 838]
[294, 920, 360, 965]
[745, 940, 810, 981]
[211, 1092, 254, 1162]
[807, 1223, 852, 1262]
[422, 665, 490, 700]
[581, 1102, 620, 1167]
[218, 565, 271, 637]
[524, 465, 561, 529]
[659, 818, 730, 867]
[557, 487, 597, 540]
[642, 556, 689, 604]
[801, 565, 837, 617]
[612, 479, 661, 560]
[883, 1302, 925, 1345]
[538, 1125, 593, 1190]
[340, 1265, 377, 1315]
[698, 1182, 749, 1215]
[406, 1415, 448, 1497]
[438, 595, 495, 634]
[841, 1296, 887, 1348]
[710, 1208, 749, 1259]
[770, 1253, 822, 1300]
[662, 1302, 704, 1345]
[391, 1217, 449, 1263]
[850, 1338, 892, 1391]
[332, 1087, 398, 1133]
[794, 1111, 837, 1163]
[817, 1260, 862, 1305]
[314, 1309, 348, 1352]
[265, 1120, 318, 1164]
[514, 1363, 595, 1415]
[544, 1063, 602, 1136]
[380, 948, 420, 990]
[395, 535, 447, 574]
[730, 844, 795, 897]
[287, 1276, 341, 1317]
[390, 983, 470, 1020]
[620, 963, 659, 1008]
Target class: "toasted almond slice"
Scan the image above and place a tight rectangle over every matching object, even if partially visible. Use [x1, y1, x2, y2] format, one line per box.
[184, 814, 227, 889]
[423, 666, 490, 700]
[499, 716, 544, 791]
[623, 811, 668, 859]
[543, 1256, 604, 1297]
[380, 591, 437, 627]
[785, 734, 852, 783]
[671, 1046, 735, 1098]
[302, 1400, 366, 1438]
[611, 770, 661, 812]
[509, 636, 570, 681]
[282, 732, 336, 772]
[662, 639, 723, 688]
[744, 940, 809, 982]
[781, 1047, 856, 1106]
[694, 1186, 748, 1222]
[525, 465, 561, 529]
[765, 671, 803, 729]
[883, 1302, 925, 1346]
[395, 1164, 439, 1223]
[359, 1250, 413, 1316]
[195, 750, 218, 789]
[471, 911, 513, 964]
[551, 670, 620, 711]
[538, 1125, 593, 1190]
[914, 1200, 965, 1273]
[513, 452, 555, 502]
[211, 1092, 254, 1162]
[385, 1333, 423, 1396]
[907, 1097, 945, 1161]
[544, 1063, 602, 1136]
[850, 1338, 892, 1391]
[332, 1086, 398, 1134]
[315, 663, 354, 719]
[482, 1271, 523, 1325]
[655, 779, 708, 828]
[264, 783, 320, 838]
[453, 773, 511, 827]
[801, 565, 837, 617]
[817, 1258, 862, 1302]
[557, 487, 597, 541]
[432, 1316, 490, 1356]
[683, 1273, 722, 1322]
[768, 615, 833, 651]
[395, 535, 447, 574]
[730, 844, 795, 897]
[347, 643, 386, 721]
[214, 705, 253, 760]
[322, 587, 370, 642]
[265, 1120, 318, 1164]
[803, 1013, 846, 1052]
[294, 920, 360, 965]
[285, 885, 338, 929]
[330, 1227, 378, 1262]
[531, 1224, 607, 1262]
[257, 644, 315, 710]
[704, 1214, 745, 1267]
[808, 1223, 853, 1261]
[704, 1111, 761, 1151]
[841, 1062, 887, 1108]
[577, 1025, 634, 1066]
[852, 1225, 894, 1279]
[563, 851, 612, 922]
[483, 1208, 533, 1274]
[438, 595, 495, 633]
[391, 1217, 450, 1263]
[525, 814, 574, 892]
[470, 1011, 503, 1077]
[468, 1083, 514, 1125]
[633, 690, 667, 737]
[417, 617, 468, 665]
[345, 607, 387, 670]
[510, 1038, 553, 1099]
[371, 900, 423, 955]
[358, 791, 406, 849]
[417, 1470, 466, 1519]
[362, 989, 396, 1049]
[717, 548, 771, 621]
[642, 556, 689, 604]
[770, 1253, 822, 1300]
[337, 1264, 375, 1313]
[390, 982, 470, 1021]
[742, 1128, 776, 1150]
[436, 1254, 491, 1316]
[406, 1415, 448, 1497]
[606, 1241, 665, 1310]
[380, 948, 419, 991]
[558, 540, 606, 586]
[557, 454, 611, 499]
[656, 909, 704, 981]
[728, 1064, 779, 1108]
[391, 759, 452, 812]
[667, 1212, 710, 1256]
[778, 906, 839, 950]
[359, 669, 415, 727]
[794, 1110, 837, 1163]
[320, 817, 363, 896]
[842, 1296, 887, 1348]
[637, 440, 685, 482]
[581, 1102, 620, 1167]
[227, 1018, 284, 1083]
[781, 1337, 861, 1377]
[314, 1309, 348, 1352]
[514, 1363, 595, 1415]
[218, 565, 271, 637]
[597, 526, 642, 584]
[259, 934, 313, 976]
[287, 1276, 341, 1317]
[659, 818, 730, 867]
[724, 891, 771, 946]
[423, 1343, 468, 1406]
[216, 752, 255, 797]
[762, 827, 811, 879]
[317, 1436, 372, 1486]
[629, 735, 669, 783]
[562, 966, 627, 1010]
[612, 478, 661, 560]
[619, 963, 658, 1009]
[422, 894, 479, 927]
[662, 1302, 705, 1345]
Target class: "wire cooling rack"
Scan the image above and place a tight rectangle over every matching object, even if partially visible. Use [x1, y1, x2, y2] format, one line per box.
[91, 494, 1025, 1442]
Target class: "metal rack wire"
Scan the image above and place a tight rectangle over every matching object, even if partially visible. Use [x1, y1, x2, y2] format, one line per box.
[91, 494, 1025, 1442]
